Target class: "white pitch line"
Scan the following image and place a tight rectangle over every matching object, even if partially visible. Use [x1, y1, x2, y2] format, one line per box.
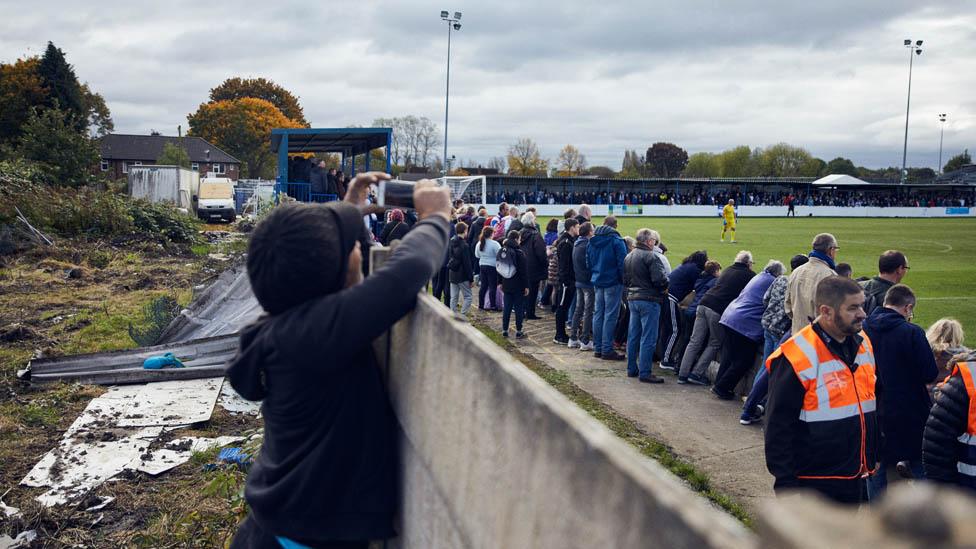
[917, 296, 976, 301]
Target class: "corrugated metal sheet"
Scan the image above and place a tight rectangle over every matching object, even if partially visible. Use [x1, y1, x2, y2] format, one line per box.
[157, 265, 263, 344]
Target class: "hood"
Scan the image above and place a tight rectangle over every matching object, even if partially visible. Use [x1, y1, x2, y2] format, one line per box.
[574, 236, 589, 247]
[227, 318, 271, 401]
[866, 306, 907, 332]
[589, 226, 620, 251]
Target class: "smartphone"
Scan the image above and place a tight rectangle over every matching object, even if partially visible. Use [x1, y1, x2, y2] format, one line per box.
[376, 179, 417, 209]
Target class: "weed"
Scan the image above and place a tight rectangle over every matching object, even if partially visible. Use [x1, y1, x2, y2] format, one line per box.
[190, 445, 221, 468]
[16, 402, 60, 427]
[128, 295, 181, 346]
[190, 243, 210, 257]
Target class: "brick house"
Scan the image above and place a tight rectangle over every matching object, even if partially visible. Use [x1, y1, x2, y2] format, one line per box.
[98, 134, 242, 181]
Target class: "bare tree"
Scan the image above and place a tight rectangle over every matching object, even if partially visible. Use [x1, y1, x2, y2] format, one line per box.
[556, 144, 587, 175]
[487, 156, 507, 173]
[507, 138, 548, 176]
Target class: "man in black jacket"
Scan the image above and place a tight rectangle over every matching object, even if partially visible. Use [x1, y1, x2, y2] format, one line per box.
[860, 250, 910, 316]
[570, 223, 595, 351]
[624, 229, 669, 383]
[553, 219, 579, 343]
[466, 208, 488, 272]
[448, 221, 475, 315]
[765, 276, 879, 505]
[924, 352, 976, 493]
[228, 173, 452, 548]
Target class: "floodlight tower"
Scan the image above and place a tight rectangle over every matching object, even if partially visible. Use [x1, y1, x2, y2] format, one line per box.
[901, 39, 922, 184]
[440, 10, 462, 175]
[938, 113, 948, 173]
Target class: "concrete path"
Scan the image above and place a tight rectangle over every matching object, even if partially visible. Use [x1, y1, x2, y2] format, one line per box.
[470, 305, 774, 513]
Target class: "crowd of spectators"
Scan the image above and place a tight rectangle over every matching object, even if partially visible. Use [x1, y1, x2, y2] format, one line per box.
[480, 188, 972, 208]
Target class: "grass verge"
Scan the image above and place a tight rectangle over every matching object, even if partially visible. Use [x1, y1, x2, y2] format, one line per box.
[472, 321, 753, 528]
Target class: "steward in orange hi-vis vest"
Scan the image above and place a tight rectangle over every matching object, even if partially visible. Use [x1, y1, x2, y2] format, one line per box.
[923, 357, 976, 493]
[764, 322, 881, 504]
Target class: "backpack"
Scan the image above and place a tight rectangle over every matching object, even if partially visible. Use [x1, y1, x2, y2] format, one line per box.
[447, 237, 462, 271]
[496, 246, 518, 279]
[492, 216, 508, 241]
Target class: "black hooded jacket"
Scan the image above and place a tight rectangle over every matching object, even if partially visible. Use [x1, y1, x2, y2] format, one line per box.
[228, 215, 450, 543]
[923, 353, 976, 490]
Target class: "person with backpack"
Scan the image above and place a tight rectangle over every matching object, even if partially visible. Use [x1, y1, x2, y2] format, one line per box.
[448, 222, 475, 315]
[860, 250, 910, 317]
[475, 225, 501, 311]
[497, 230, 529, 338]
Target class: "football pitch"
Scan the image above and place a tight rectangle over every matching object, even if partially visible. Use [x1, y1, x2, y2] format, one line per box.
[542, 216, 976, 335]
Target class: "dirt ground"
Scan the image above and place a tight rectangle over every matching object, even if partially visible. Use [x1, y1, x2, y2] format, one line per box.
[0, 224, 261, 547]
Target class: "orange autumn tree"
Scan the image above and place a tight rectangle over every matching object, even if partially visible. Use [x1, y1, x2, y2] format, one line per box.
[187, 97, 302, 178]
[0, 57, 48, 144]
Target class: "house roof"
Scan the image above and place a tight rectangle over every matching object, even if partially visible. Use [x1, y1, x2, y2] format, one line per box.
[99, 134, 241, 164]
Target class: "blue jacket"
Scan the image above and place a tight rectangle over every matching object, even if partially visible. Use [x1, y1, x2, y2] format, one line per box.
[668, 261, 701, 302]
[586, 225, 627, 288]
[687, 273, 718, 317]
[863, 306, 940, 462]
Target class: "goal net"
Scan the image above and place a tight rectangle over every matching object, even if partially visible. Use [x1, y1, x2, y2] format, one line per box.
[437, 176, 487, 206]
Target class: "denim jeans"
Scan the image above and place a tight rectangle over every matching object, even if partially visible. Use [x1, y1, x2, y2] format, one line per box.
[742, 367, 768, 419]
[593, 284, 623, 355]
[867, 459, 925, 501]
[449, 281, 472, 315]
[567, 290, 577, 328]
[571, 287, 594, 343]
[627, 300, 661, 378]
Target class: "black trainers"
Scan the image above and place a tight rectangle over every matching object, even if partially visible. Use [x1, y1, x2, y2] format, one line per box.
[601, 351, 626, 361]
[687, 373, 709, 386]
[553, 336, 569, 345]
[593, 351, 603, 358]
[639, 375, 665, 384]
[515, 331, 526, 339]
[659, 363, 677, 372]
[502, 331, 509, 338]
[677, 376, 689, 384]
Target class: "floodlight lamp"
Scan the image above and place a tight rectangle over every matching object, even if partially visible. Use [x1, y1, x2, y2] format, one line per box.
[441, 10, 449, 18]
[916, 40, 923, 46]
[454, 22, 461, 30]
[904, 39, 911, 45]
[454, 11, 462, 19]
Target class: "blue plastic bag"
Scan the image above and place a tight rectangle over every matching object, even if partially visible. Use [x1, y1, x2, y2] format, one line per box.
[142, 353, 184, 369]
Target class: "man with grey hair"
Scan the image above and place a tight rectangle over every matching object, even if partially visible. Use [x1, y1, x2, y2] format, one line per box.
[678, 250, 756, 385]
[785, 233, 839, 335]
[624, 228, 670, 382]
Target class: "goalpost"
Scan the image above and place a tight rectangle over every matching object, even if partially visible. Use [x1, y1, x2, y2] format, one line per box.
[437, 175, 487, 206]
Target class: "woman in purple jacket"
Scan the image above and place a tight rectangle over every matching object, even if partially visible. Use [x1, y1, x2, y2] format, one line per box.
[711, 259, 784, 400]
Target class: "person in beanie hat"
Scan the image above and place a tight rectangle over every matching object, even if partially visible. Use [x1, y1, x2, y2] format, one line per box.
[229, 173, 452, 548]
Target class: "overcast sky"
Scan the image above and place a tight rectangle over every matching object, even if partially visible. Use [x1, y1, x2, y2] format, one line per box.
[1, 0, 973, 170]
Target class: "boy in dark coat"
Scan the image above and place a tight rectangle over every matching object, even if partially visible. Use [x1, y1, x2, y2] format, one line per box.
[448, 221, 475, 315]
[228, 173, 452, 548]
[553, 219, 579, 343]
[500, 231, 529, 338]
[862, 284, 938, 499]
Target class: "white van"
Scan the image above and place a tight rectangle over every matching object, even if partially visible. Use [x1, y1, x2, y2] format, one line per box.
[197, 177, 236, 222]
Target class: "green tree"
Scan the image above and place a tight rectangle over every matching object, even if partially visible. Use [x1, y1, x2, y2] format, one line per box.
[943, 150, 971, 173]
[507, 137, 548, 176]
[157, 142, 191, 168]
[683, 152, 719, 177]
[37, 42, 85, 128]
[17, 107, 99, 187]
[586, 165, 615, 178]
[757, 143, 814, 177]
[618, 150, 643, 178]
[825, 157, 858, 176]
[801, 157, 826, 177]
[188, 97, 303, 178]
[645, 142, 688, 177]
[209, 77, 307, 126]
[716, 145, 755, 177]
[80, 83, 113, 137]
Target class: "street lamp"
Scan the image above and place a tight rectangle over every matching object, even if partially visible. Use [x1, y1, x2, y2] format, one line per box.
[440, 9, 462, 175]
[900, 39, 922, 184]
[938, 113, 948, 173]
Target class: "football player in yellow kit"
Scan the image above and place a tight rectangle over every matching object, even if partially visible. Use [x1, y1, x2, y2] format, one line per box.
[721, 199, 737, 242]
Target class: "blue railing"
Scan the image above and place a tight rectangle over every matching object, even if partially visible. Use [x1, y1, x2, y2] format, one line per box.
[275, 183, 338, 204]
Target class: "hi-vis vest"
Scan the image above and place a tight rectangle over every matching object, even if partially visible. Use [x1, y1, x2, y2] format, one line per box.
[766, 324, 879, 480]
[951, 362, 976, 486]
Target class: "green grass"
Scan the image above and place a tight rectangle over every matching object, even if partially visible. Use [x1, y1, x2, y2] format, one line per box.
[473, 323, 753, 526]
[543, 216, 976, 334]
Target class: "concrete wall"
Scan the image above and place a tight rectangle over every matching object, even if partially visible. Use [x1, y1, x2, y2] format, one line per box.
[481, 204, 975, 218]
[370, 247, 976, 548]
